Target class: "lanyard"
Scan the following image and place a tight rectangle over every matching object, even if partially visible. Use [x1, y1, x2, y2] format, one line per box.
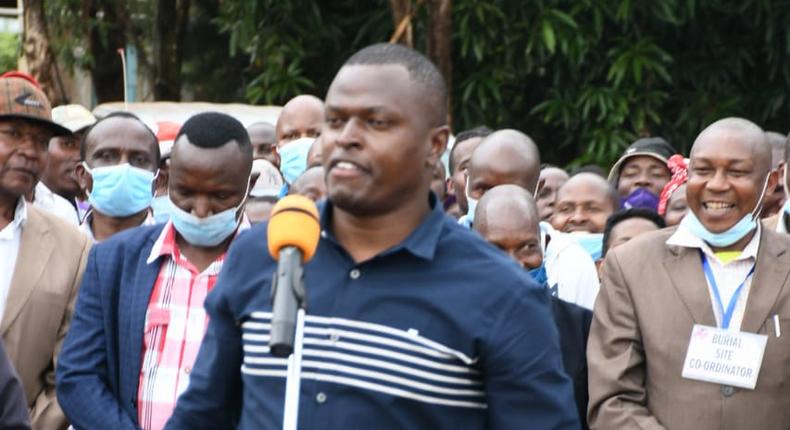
[699, 252, 755, 329]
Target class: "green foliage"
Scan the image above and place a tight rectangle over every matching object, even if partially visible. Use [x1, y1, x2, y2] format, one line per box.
[0, 33, 18, 73]
[43, 0, 790, 168]
[215, 0, 392, 105]
[453, 0, 790, 167]
[217, 0, 790, 168]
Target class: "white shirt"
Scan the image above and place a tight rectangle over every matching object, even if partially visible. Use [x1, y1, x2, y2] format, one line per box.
[541, 222, 601, 310]
[33, 182, 79, 225]
[776, 210, 788, 234]
[0, 198, 27, 320]
[666, 223, 761, 331]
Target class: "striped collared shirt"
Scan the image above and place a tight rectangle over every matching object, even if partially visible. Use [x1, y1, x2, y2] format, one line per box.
[138, 220, 249, 430]
[166, 197, 579, 430]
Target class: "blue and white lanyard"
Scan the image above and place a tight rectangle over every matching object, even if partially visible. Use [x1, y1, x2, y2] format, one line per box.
[700, 251, 755, 329]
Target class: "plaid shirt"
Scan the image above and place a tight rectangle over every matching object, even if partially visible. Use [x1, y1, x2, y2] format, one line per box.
[137, 220, 247, 430]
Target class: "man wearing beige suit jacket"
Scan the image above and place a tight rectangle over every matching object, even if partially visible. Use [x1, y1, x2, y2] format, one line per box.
[0, 75, 90, 430]
[589, 118, 790, 430]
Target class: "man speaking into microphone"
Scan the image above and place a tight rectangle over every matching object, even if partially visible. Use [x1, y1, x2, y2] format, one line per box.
[167, 43, 578, 429]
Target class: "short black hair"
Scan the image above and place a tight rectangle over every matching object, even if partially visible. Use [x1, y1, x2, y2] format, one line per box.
[344, 43, 448, 126]
[449, 126, 493, 174]
[602, 208, 666, 257]
[176, 112, 252, 157]
[81, 111, 159, 162]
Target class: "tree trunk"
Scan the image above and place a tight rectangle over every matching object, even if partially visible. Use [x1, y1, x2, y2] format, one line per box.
[389, 0, 413, 46]
[154, 0, 190, 101]
[89, 2, 126, 103]
[426, 0, 452, 126]
[22, 0, 67, 104]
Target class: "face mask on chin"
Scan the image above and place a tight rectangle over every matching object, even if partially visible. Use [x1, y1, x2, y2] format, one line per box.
[526, 264, 548, 286]
[168, 182, 250, 248]
[680, 174, 770, 248]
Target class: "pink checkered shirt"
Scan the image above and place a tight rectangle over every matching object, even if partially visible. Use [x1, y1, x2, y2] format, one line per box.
[137, 220, 247, 430]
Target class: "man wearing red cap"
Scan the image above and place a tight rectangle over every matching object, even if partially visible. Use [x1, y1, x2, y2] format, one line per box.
[0, 75, 91, 429]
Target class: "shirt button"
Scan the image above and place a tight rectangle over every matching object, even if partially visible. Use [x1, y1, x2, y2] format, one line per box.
[316, 392, 327, 404]
[184, 366, 191, 374]
[349, 269, 361, 280]
[721, 385, 735, 397]
[330, 332, 340, 343]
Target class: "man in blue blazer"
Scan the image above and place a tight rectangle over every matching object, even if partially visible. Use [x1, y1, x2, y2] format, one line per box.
[55, 112, 253, 430]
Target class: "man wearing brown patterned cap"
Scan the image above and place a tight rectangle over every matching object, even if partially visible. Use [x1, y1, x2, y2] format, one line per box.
[0, 75, 91, 429]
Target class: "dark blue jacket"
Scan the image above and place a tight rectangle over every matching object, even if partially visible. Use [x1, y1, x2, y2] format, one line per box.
[551, 296, 593, 430]
[56, 224, 167, 430]
[0, 339, 30, 430]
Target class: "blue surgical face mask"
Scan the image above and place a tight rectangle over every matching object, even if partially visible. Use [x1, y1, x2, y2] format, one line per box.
[168, 195, 246, 247]
[526, 264, 548, 286]
[150, 194, 172, 223]
[278, 137, 314, 184]
[85, 162, 156, 217]
[680, 175, 770, 247]
[569, 232, 604, 261]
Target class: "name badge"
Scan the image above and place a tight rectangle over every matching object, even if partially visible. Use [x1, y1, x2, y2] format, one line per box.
[681, 324, 767, 389]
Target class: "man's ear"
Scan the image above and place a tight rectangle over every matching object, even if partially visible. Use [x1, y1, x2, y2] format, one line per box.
[154, 168, 169, 196]
[445, 177, 456, 197]
[427, 125, 450, 167]
[534, 178, 546, 197]
[767, 168, 780, 198]
[75, 162, 92, 194]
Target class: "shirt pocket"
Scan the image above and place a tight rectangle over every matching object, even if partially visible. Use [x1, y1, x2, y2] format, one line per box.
[756, 316, 790, 387]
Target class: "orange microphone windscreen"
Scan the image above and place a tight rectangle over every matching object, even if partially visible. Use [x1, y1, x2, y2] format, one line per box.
[268, 195, 321, 262]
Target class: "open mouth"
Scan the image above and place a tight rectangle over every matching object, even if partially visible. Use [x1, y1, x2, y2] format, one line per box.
[702, 201, 736, 215]
[329, 159, 369, 178]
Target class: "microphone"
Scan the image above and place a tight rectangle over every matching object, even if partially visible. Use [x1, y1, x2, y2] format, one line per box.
[267, 195, 321, 357]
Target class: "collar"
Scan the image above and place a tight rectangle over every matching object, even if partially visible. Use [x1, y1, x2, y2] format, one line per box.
[81, 209, 157, 241]
[666, 220, 761, 264]
[777, 210, 788, 234]
[146, 216, 252, 266]
[0, 197, 27, 240]
[319, 193, 445, 262]
[34, 182, 54, 204]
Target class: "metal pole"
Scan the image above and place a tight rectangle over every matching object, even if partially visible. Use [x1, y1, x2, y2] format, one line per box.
[282, 307, 306, 430]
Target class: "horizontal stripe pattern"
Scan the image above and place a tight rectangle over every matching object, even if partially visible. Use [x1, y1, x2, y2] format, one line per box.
[240, 312, 486, 409]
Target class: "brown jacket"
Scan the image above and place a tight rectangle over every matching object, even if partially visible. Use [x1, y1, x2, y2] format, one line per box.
[3, 204, 90, 430]
[588, 227, 790, 430]
[763, 213, 780, 231]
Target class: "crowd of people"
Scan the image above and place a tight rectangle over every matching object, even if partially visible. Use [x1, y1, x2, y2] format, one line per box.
[0, 42, 787, 429]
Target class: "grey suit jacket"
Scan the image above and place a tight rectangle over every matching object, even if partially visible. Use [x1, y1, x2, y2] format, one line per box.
[588, 226, 790, 430]
[3, 205, 90, 430]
